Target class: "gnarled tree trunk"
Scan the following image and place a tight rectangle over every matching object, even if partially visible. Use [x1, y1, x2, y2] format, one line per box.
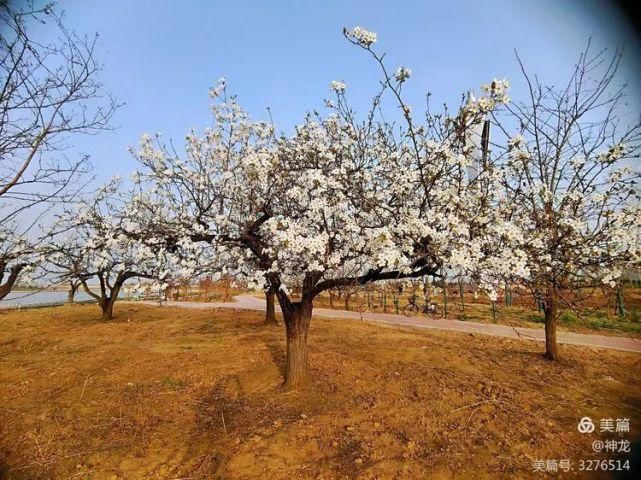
[100, 284, 122, 321]
[281, 300, 313, 389]
[100, 297, 115, 321]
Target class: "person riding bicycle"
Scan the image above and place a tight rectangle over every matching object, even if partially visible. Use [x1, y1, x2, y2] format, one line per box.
[405, 292, 438, 317]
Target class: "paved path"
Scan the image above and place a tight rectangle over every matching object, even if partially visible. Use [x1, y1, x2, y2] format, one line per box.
[135, 295, 641, 354]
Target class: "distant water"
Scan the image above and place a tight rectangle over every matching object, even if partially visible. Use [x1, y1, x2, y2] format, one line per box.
[0, 290, 96, 309]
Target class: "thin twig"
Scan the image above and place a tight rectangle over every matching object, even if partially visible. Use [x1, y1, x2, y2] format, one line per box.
[79, 375, 90, 400]
[452, 399, 492, 412]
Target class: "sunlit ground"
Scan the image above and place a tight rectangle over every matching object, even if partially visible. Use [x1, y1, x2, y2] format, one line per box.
[1, 304, 639, 479]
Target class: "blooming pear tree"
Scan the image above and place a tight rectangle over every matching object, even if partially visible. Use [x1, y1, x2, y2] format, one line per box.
[491, 43, 641, 359]
[50, 180, 180, 320]
[130, 28, 525, 388]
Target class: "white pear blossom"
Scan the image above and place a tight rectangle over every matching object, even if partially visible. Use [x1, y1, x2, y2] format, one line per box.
[347, 26, 377, 47]
[330, 80, 346, 93]
[394, 67, 412, 83]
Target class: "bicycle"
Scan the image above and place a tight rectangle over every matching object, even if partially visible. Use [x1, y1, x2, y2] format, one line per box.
[403, 295, 443, 319]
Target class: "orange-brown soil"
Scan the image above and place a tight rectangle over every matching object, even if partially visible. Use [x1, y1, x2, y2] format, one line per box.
[0, 304, 640, 479]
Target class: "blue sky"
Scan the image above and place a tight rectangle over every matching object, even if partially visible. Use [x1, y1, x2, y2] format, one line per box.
[26, 0, 641, 182]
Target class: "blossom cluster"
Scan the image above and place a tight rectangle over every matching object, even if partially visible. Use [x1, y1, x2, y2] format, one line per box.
[330, 80, 346, 93]
[463, 80, 511, 118]
[347, 26, 377, 47]
[394, 67, 412, 83]
[597, 144, 627, 164]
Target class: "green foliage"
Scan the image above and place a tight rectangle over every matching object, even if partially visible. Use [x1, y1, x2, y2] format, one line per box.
[560, 312, 577, 325]
[161, 377, 187, 389]
[560, 309, 641, 334]
[525, 314, 545, 324]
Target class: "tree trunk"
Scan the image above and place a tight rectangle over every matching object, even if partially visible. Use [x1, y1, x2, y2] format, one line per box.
[265, 287, 277, 324]
[67, 283, 78, 303]
[101, 297, 115, 321]
[0, 264, 24, 301]
[0, 284, 11, 301]
[282, 301, 313, 389]
[543, 290, 558, 360]
[100, 284, 121, 321]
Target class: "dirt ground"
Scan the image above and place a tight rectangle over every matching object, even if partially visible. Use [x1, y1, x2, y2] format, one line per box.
[1, 304, 640, 479]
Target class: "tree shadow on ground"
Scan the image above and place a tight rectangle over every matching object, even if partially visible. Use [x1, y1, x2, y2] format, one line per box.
[264, 340, 286, 379]
[0, 457, 9, 480]
[184, 374, 305, 477]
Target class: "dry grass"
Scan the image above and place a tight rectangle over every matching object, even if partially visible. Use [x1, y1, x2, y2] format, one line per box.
[0, 303, 640, 479]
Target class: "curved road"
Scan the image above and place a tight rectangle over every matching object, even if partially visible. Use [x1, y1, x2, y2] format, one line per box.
[136, 295, 641, 354]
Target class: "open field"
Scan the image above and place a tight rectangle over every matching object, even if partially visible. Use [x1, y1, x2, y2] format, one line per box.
[1, 304, 640, 479]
